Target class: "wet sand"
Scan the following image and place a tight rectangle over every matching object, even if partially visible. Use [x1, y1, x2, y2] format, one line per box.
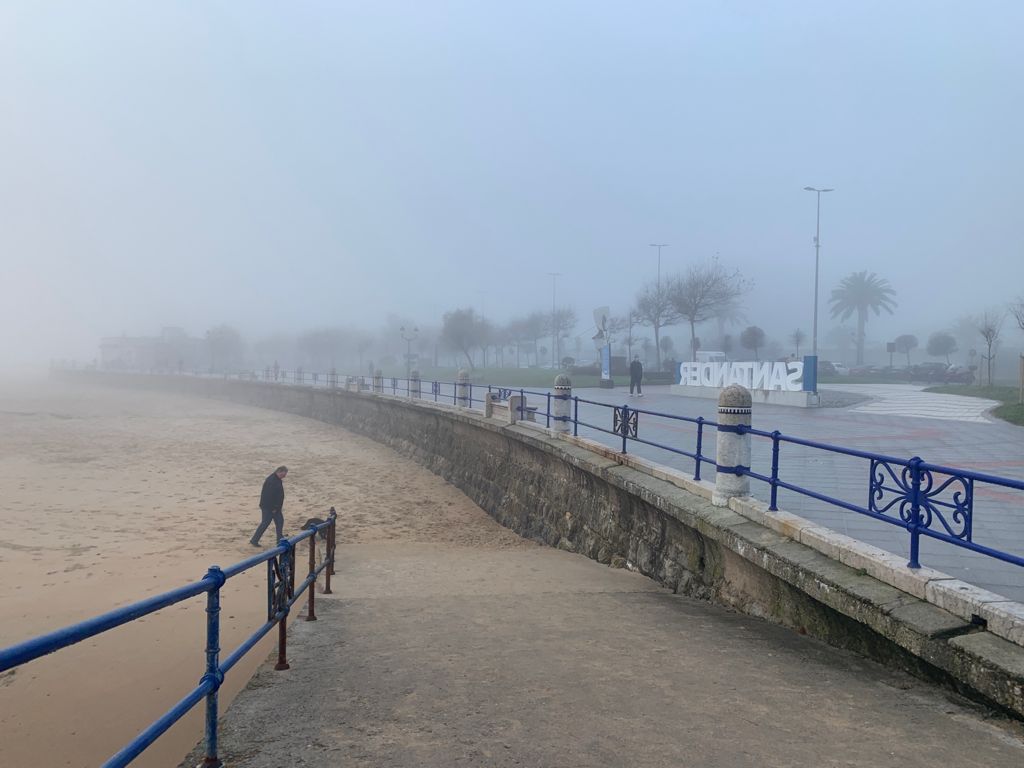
[0, 376, 527, 768]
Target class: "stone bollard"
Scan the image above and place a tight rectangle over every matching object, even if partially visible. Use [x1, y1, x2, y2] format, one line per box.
[712, 384, 752, 507]
[456, 369, 470, 407]
[410, 370, 421, 398]
[507, 394, 523, 424]
[373, 369, 383, 393]
[552, 374, 572, 434]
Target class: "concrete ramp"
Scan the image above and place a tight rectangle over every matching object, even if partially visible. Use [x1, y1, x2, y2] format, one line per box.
[187, 543, 1024, 767]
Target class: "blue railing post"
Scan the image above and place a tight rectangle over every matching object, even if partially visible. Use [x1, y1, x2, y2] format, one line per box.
[546, 392, 551, 428]
[519, 388, 525, 420]
[769, 431, 781, 511]
[694, 417, 704, 481]
[201, 566, 226, 768]
[907, 457, 923, 569]
[573, 396, 579, 436]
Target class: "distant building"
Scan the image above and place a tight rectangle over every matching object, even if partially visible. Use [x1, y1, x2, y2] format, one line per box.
[99, 327, 203, 371]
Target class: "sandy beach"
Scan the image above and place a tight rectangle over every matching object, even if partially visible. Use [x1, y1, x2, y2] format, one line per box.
[0, 376, 528, 767]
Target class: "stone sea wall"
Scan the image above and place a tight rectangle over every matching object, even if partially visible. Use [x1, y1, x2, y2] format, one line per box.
[61, 371, 1024, 719]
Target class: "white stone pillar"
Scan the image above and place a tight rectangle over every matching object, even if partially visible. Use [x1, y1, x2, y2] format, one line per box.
[456, 369, 470, 408]
[410, 370, 421, 398]
[552, 373, 572, 434]
[713, 384, 752, 507]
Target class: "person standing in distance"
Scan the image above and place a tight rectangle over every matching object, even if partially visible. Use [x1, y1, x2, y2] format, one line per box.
[629, 355, 644, 397]
[250, 465, 288, 546]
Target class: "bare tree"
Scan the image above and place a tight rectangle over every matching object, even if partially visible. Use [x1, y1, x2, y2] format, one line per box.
[789, 328, 806, 357]
[667, 259, 749, 363]
[1011, 297, 1024, 334]
[524, 311, 547, 366]
[634, 281, 681, 370]
[441, 308, 486, 369]
[548, 307, 577, 368]
[976, 312, 1003, 386]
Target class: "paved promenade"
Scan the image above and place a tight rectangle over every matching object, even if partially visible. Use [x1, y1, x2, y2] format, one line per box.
[568, 384, 1024, 602]
[195, 541, 1024, 767]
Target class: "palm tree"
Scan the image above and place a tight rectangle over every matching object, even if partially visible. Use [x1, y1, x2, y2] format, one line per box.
[828, 271, 897, 365]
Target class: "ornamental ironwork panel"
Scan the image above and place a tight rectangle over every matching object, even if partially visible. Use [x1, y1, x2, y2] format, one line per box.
[613, 407, 639, 438]
[496, 388, 514, 401]
[869, 459, 974, 541]
[431, 381, 441, 395]
[269, 548, 294, 620]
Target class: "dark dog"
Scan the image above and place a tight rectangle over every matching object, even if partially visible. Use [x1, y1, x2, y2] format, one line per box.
[302, 517, 329, 542]
[302, 507, 336, 543]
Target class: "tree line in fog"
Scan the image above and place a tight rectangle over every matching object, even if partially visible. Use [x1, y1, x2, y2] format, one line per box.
[107, 263, 1024, 384]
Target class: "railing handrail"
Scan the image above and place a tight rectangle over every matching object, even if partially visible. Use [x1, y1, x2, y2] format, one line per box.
[0, 511, 337, 767]
[0, 522, 325, 673]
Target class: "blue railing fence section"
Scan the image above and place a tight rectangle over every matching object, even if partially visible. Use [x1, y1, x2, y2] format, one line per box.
[0, 510, 337, 768]
[194, 367, 1024, 574]
[108, 367, 1024, 576]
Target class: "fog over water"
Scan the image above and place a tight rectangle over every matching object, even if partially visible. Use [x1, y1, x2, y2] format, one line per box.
[2, 2, 1022, 367]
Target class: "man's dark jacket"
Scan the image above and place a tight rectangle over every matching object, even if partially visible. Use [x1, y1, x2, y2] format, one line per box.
[260, 473, 284, 512]
[629, 360, 643, 379]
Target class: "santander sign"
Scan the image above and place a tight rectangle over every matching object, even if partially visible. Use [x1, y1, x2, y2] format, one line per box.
[678, 361, 804, 392]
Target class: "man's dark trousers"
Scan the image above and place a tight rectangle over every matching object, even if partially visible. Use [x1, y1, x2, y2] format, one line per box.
[251, 507, 284, 545]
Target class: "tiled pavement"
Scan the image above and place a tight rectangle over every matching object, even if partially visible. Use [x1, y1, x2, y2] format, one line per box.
[821, 383, 1001, 423]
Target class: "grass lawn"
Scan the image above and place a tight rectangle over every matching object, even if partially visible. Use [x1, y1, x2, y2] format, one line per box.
[924, 384, 1024, 426]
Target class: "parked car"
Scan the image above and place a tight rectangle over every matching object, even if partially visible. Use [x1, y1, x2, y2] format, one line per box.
[816, 360, 837, 376]
[832, 363, 850, 376]
[943, 366, 976, 384]
[908, 362, 950, 383]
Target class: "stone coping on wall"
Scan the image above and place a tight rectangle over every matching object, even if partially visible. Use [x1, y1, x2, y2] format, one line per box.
[554, 431, 1024, 650]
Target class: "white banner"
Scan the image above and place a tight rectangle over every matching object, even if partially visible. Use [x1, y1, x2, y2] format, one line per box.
[678, 361, 804, 392]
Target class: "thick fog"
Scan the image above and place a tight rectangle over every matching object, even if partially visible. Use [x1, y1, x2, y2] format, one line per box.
[2, 2, 1022, 369]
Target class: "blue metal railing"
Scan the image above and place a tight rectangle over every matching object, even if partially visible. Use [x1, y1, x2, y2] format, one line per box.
[185, 367, 1024, 575]
[0, 510, 337, 768]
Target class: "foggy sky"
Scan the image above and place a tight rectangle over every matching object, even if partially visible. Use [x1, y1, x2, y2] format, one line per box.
[2, 1, 1022, 365]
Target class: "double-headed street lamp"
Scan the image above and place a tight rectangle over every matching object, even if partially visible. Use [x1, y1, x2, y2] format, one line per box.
[400, 325, 418, 379]
[803, 187, 834, 365]
[648, 243, 669, 289]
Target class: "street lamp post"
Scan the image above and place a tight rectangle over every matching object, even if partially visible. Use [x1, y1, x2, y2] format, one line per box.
[803, 187, 834, 376]
[648, 243, 669, 289]
[546, 272, 562, 369]
[400, 325, 418, 379]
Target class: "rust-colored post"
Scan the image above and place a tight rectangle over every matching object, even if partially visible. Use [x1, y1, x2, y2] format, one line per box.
[328, 507, 337, 577]
[274, 614, 289, 670]
[323, 523, 333, 595]
[305, 533, 317, 622]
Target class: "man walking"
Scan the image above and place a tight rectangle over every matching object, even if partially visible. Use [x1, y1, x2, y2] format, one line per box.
[250, 465, 288, 546]
[629, 355, 644, 397]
